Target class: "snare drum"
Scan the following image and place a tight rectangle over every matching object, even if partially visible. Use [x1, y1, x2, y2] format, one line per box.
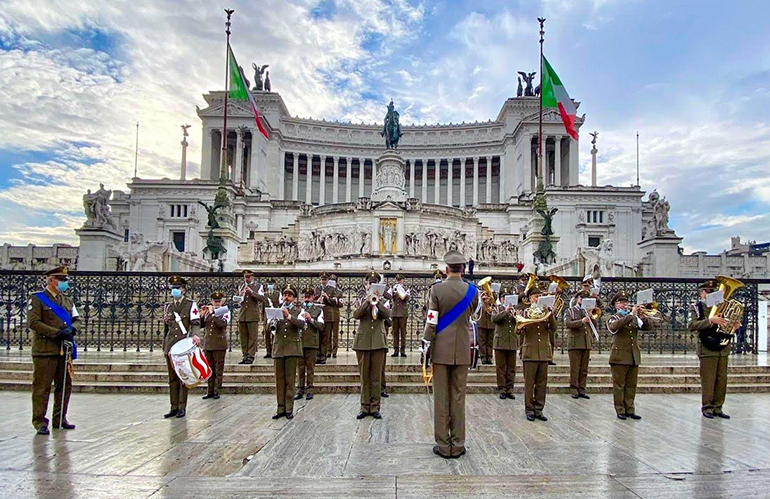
[168, 337, 212, 388]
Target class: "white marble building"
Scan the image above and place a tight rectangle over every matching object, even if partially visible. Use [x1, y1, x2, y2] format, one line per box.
[81, 90, 685, 275]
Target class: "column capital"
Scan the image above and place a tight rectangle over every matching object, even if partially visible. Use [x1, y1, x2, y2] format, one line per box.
[473, 156, 480, 162]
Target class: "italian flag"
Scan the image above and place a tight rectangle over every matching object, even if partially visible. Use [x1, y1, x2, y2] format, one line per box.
[228, 45, 269, 139]
[542, 56, 578, 140]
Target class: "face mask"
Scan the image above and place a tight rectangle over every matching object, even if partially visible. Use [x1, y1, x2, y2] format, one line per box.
[56, 280, 70, 293]
[286, 302, 294, 309]
[171, 288, 183, 299]
[267, 284, 274, 291]
[618, 308, 629, 316]
[303, 301, 312, 308]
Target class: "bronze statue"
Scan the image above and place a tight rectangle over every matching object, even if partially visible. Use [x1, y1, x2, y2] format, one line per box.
[535, 207, 558, 264]
[197, 201, 221, 230]
[264, 71, 271, 92]
[252, 63, 269, 91]
[518, 71, 536, 96]
[517, 76, 523, 97]
[381, 99, 403, 149]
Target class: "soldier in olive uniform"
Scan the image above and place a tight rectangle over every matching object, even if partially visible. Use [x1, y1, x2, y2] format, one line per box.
[564, 290, 595, 399]
[261, 277, 281, 358]
[202, 291, 229, 400]
[271, 286, 305, 420]
[477, 294, 495, 365]
[492, 301, 518, 399]
[423, 251, 479, 459]
[607, 291, 651, 420]
[296, 288, 324, 401]
[329, 274, 344, 358]
[518, 284, 557, 421]
[27, 266, 80, 435]
[580, 276, 603, 309]
[237, 270, 265, 364]
[162, 275, 201, 419]
[689, 280, 736, 419]
[353, 272, 390, 419]
[389, 274, 410, 357]
[315, 272, 343, 364]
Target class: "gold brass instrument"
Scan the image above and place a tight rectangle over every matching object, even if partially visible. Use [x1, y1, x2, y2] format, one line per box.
[547, 275, 569, 317]
[520, 273, 538, 306]
[369, 295, 379, 320]
[708, 276, 745, 336]
[477, 276, 496, 315]
[515, 304, 552, 331]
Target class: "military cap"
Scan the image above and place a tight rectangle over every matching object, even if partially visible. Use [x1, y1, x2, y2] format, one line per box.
[367, 271, 381, 283]
[433, 269, 445, 280]
[241, 269, 253, 277]
[168, 275, 187, 286]
[319, 271, 329, 279]
[610, 290, 630, 306]
[266, 277, 276, 284]
[303, 287, 315, 296]
[576, 290, 592, 299]
[210, 291, 225, 300]
[526, 283, 543, 297]
[395, 273, 405, 280]
[699, 280, 718, 291]
[282, 285, 297, 297]
[443, 250, 466, 265]
[45, 265, 69, 278]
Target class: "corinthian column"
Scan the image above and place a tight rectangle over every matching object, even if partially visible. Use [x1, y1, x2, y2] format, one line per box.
[434, 160, 440, 204]
[305, 154, 313, 204]
[447, 158, 453, 206]
[292, 153, 299, 200]
[332, 156, 339, 203]
[319, 155, 326, 205]
[459, 158, 466, 207]
[346, 157, 352, 202]
[472, 156, 479, 206]
[485, 155, 492, 203]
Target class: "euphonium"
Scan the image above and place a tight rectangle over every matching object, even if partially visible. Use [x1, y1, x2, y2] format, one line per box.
[548, 275, 569, 317]
[708, 276, 745, 336]
[477, 276, 496, 315]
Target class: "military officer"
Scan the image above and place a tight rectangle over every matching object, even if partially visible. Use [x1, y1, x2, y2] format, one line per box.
[688, 280, 736, 419]
[329, 274, 344, 358]
[261, 277, 281, 358]
[518, 284, 557, 421]
[202, 291, 229, 400]
[271, 286, 305, 420]
[315, 272, 343, 364]
[162, 275, 201, 419]
[27, 265, 80, 435]
[353, 272, 390, 419]
[564, 290, 595, 399]
[607, 291, 651, 420]
[423, 251, 479, 459]
[389, 274, 410, 357]
[477, 294, 496, 365]
[236, 270, 265, 364]
[296, 288, 324, 401]
[491, 300, 518, 399]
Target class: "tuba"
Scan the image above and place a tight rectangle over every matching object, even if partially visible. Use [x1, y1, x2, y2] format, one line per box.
[703, 276, 745, 350]
[547, 275, 569, 317]
[520, 273, 538, 306]
[476, 276, 496, 317]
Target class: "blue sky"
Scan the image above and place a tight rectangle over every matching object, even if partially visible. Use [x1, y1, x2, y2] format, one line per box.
[0, 0, 769, 254]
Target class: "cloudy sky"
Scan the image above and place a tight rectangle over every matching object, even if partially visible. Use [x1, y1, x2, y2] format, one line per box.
[0, 0, 768, 253]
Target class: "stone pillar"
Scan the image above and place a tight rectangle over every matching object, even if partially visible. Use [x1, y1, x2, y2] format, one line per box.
[638, 235, 683, 277]
[292, 153, 299, 200]
[498, 155, 505, 203]
[447, 158, 453, 206]
[346, 157, 352, 202]
[180, 134, 188, 181]
[201, 128, 212, 180]
[249, 130, 259, 192]
[278, 149, 286, 199]
[472, 156, 479, 206]
[332, 156, 339, 203]
[434, 159, 440, 204]
[234, 127, 244, 187]
[319, 155, 326, 205]
[460, 158, 466, 207]
[569, 136, 579, 185]
[421, 160, 428, 202]
[75, 227, 123, 271]
[358, 158, 365, 198]
[305, 153, 313, 204]
[591, 138, 598, 187]
[409, 160, 415, 198]
[554, 137, 562, 187]
[485, 156, 492, 204]
[211, 130, 222, 181]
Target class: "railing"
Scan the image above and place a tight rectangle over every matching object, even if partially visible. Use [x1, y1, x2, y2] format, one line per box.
[0, 270, 763, 355]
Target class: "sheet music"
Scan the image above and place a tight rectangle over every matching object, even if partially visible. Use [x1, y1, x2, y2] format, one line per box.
[265, 308, 284, 321]
[232, 296, 244, 304]
[636, 288, 654, 304]
[491, 282, 502, 293]
[369, 284, 386, 296]
[537, 295, 556, 309]
[706, 290, 725, 308]
[581, 298, 597, 310]
[328, 279, 337, 288]
[504, 294, 518, 307]
[548, 282, 558, 293]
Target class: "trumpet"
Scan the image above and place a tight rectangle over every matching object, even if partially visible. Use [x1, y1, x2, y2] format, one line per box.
[369, 295, 379, 320]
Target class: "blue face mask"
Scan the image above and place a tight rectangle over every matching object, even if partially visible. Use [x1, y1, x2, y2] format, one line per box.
[171, 288, 183, 299]
[617, 308, 629, 316]
[56, 280, 70, 293]
[267, 284, 274, 291]
[303, 301, 312, 308]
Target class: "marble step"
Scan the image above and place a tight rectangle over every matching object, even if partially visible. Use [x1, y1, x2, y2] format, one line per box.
[1, 379, 769, 394]
[2, 369, 769, 385]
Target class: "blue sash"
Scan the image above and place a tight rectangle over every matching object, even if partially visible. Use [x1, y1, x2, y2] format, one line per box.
[436, 284, 477, 334]
[34, 292, 72, 326]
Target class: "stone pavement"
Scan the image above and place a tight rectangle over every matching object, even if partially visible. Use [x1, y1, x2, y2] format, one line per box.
[1, 391, 770, 498]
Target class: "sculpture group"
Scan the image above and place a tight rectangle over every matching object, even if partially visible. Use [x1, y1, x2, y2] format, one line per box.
[82, 184, 116, 230]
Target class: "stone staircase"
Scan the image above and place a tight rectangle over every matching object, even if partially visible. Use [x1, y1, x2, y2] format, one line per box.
[2, 359, 769, 395]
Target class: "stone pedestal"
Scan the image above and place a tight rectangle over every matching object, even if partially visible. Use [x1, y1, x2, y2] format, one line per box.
[200, 225, 240, 272]
[372, 150, 407, 202]
[519, 215, 559, 270]
[638, 234, 682, 277]
[75, 228, 123, 271]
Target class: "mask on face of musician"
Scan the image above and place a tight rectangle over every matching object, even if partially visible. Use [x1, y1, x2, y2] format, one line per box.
[617, 308, 629, 316]
[267, 284, 274, 291]
[56, 280, 70, 293]
[171, 287, 183, 299]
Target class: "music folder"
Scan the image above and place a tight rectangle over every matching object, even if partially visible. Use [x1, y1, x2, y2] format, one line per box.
[636, 288, 654, 305]
[504, 294, 518, 307]
[265, 308, 284, 321]
[581, 298, 597, 310]
[537, 295, 556, 309]
[706, 290, 725, 308]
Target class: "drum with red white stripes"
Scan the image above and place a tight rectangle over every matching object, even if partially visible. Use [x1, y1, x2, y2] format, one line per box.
[168, 337, 212, 388]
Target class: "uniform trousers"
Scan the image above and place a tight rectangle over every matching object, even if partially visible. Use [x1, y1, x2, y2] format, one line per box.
[432, 363, 469, 457]
[297, 348, 317, 394]
[700, 356, 729, 413]
[523, 361, 549, 416]
[238, 321, 259, 359]
[610, 364, 639, 416]
[356, 349, 386, 413]
[494, 349, 517, 395]
[166, 356, 189, 410]
[32, 355, 72, 429]
[568, 349, 591, 396]
[274, 357, 299, 414]
[478, 327, 494, 362]
[391, 316, 408, 354]
[204, 350, 226, 395]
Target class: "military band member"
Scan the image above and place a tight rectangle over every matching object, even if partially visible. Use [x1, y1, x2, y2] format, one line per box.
[237, 270, 265, 364]
[329, 274, 344, 358]
[296, 288, 324, 401]
[202, 291, 229, 400]
[477, 295, 495, 365]
[422, 269, 446, 316]
[423, 251, 479, 459]
[387, 274, 410, 357]
[689, 280, 736, 419]
[607, 291, 651, 420]
[353, 272, 390, 419]
[564, 290, 595, 399]
[261, 278, 281, 358]
[315, 272, 343, 364]
[492, 301, 518, 399]
[580, 276, 603, 309]
[27, 266, 80, 435]
[162, 275, 201, 419]
[271, 286, 305, 420]
[518, 284, 557, 421]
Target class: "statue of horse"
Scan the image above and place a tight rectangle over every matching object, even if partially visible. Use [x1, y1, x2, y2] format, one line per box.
[381, 100, 403, 149]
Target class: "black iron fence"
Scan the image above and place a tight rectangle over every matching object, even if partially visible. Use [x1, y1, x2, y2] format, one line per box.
[0, 270, 763, 355]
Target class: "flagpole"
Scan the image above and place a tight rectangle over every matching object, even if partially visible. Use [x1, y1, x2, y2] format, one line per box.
[534, 17, 546, 211]
[220, 9, 234, 189]
[133, 121, 139, 178]
[636, 131, 640, 187]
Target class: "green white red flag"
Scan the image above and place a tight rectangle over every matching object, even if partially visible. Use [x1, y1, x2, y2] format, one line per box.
[541, 56, 578, 140]
[228, 44, 269, 139]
